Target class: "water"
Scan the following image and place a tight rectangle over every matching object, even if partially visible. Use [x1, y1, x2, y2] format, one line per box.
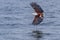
[0, 0, 60, 40]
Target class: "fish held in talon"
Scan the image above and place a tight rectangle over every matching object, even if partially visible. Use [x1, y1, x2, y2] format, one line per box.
[30, 2, 44, 25]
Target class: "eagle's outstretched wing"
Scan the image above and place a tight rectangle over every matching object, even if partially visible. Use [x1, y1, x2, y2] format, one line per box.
[30, 2, 44, 13]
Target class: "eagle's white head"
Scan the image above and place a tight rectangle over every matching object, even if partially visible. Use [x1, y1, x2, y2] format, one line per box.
[32, 13, 37, 16]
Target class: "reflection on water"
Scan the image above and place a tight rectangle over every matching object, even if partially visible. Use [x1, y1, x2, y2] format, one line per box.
[32, 30, 43, 38]
[32, 30, 43, 40]
[31, 30, 51, 40]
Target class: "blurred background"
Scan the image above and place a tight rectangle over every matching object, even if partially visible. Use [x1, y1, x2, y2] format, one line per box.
[0, 0, 60, 40]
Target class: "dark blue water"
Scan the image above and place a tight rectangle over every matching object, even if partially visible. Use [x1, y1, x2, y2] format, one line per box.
[0, 0, 60, 40]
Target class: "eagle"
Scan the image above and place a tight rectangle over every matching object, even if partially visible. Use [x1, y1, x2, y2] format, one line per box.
[30, 2, 44, 25]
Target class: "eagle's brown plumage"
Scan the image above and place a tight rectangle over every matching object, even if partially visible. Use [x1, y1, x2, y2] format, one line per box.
[30, 2, 44, 25]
